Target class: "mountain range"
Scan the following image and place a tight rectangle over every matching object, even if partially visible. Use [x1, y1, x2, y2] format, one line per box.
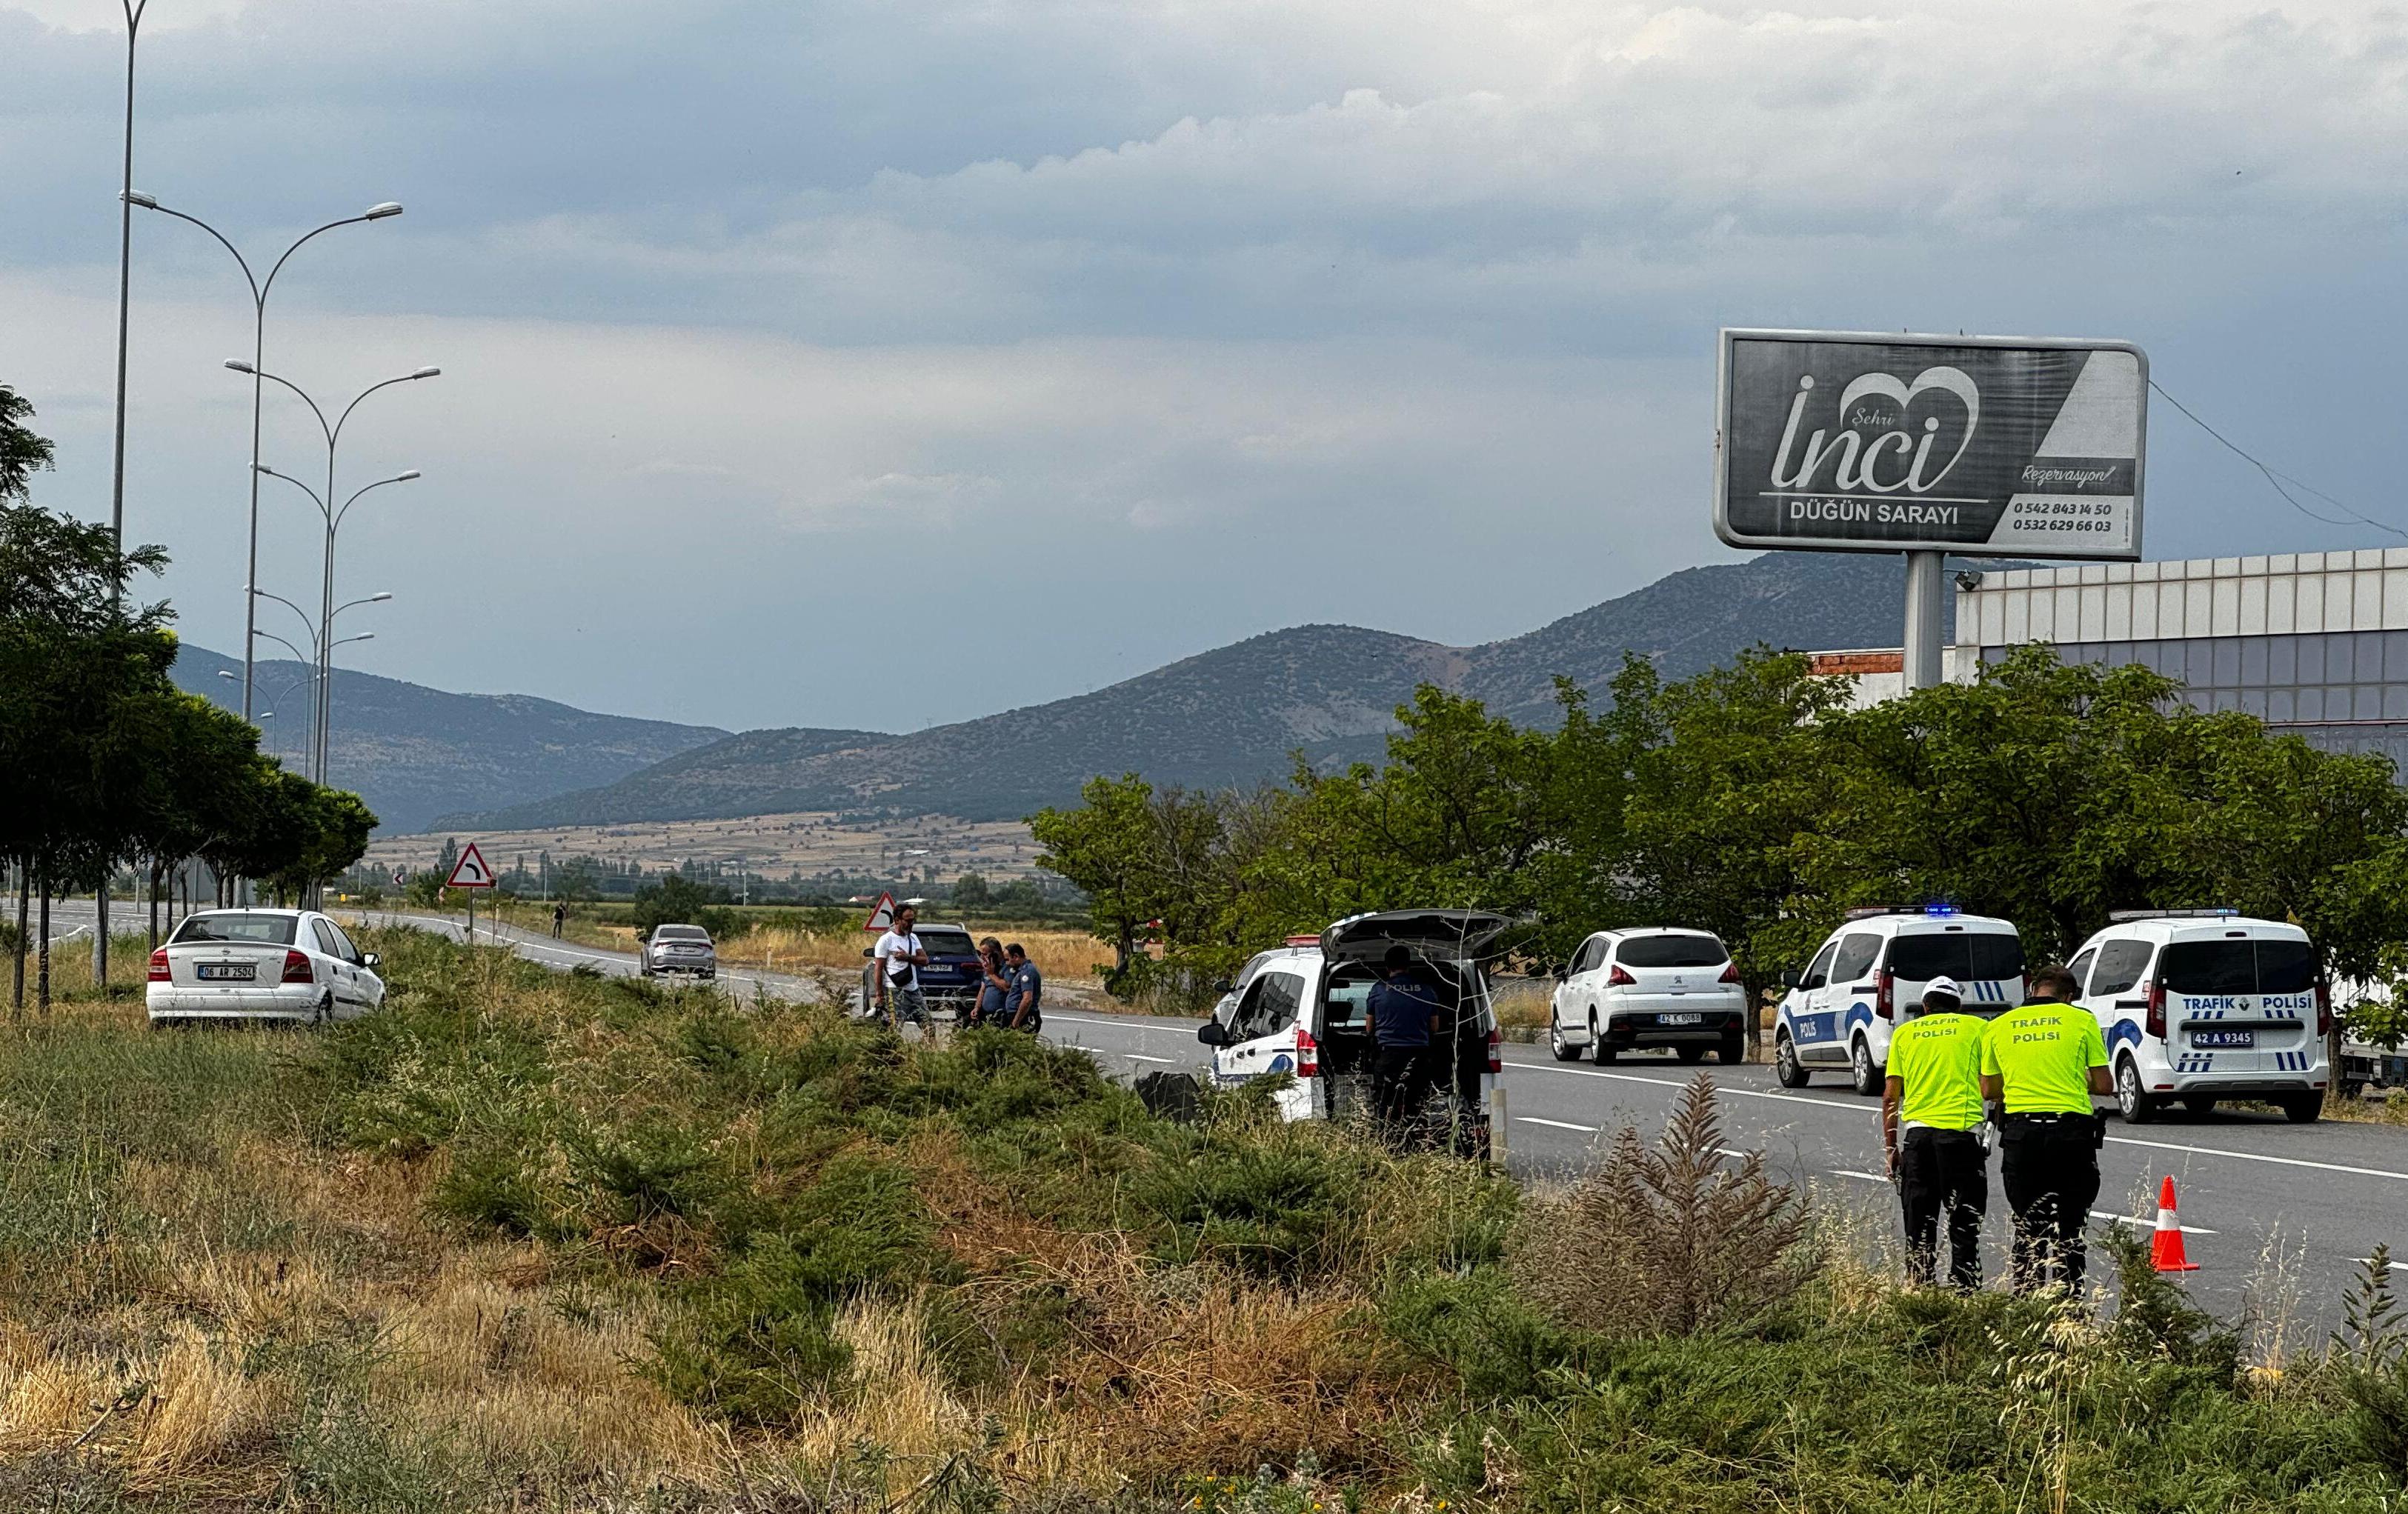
[433, 550, 1964, 832]
[170, 644, 729, 833]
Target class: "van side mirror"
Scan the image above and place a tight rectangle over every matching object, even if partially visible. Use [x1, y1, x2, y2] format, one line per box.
[862, 947, 874, 959]
[1212, 980, 1234, 996]
[1196, 1020, 1230, 1047]
[360, 953, 380, 970]
[1780, 970, 1802, 990]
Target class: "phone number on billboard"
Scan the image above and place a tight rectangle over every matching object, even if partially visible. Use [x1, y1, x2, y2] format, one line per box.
[2009, 501, 2121, 533]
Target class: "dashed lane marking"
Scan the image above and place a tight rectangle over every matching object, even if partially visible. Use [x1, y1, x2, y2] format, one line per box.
[1514, 1116, 1599, 1133]
[2094, 1210, 2215, 1236]
[1121, 1053, 1179, 1064]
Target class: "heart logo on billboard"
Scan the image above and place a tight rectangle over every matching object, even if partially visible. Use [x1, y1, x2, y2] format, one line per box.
[1772, 364, 1980, 496]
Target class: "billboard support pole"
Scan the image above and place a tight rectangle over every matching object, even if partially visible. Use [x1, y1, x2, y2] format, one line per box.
[1903, 550, 1945, 690]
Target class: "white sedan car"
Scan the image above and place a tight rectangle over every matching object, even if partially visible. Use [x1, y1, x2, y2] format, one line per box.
[147, 908, 385, 1026]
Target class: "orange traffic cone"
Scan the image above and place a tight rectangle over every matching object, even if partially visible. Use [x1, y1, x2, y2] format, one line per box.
[2151, 1175, 2198, 1273]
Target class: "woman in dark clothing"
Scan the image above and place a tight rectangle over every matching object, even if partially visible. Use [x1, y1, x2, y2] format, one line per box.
[972, 937, 1011, 1027]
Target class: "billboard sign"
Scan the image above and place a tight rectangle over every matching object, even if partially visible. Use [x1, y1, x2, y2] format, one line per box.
[1714, 330, 2146, 559]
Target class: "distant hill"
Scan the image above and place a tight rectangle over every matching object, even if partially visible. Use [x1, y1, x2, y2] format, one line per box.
[170, 644, 732, 833]
[439, 551, 1980, 832]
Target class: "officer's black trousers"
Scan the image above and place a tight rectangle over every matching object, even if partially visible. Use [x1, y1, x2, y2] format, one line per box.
[1999, 1120, 2102, 1293]
[1898, 1127, 1986, 1290]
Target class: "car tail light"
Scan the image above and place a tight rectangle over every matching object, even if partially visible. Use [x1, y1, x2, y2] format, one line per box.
[1718, 961, 1741, 984]
[2316, 978, 2333, 1038]
[147, 948, 169, 982]
[1875, 969, 1895, 1021]
[1486, 1027, 1503, 1074]
[2145, 978, 2166, 1041]
[1294, 1027, 1319, 1078]
[282, 950, 314, 984]
[1606, 964, 1635, 987]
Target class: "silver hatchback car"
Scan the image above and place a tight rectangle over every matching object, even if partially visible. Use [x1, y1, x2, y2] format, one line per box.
[639, 924, 717, 979]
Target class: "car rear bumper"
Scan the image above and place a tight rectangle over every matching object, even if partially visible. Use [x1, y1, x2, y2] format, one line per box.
[147, 984, 322, 1019]
[1600, 1006, 1747, 1046]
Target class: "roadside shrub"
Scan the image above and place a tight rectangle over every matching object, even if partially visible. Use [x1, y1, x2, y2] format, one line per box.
[1509, 1074, 1810, 1338]
[2337, 1246, 2408, 1474]
[1131, 1118, 1379, 1279]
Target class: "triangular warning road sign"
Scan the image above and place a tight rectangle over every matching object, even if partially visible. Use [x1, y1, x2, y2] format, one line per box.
[446, 841, 496, 890]
[861, 891, 897, 933]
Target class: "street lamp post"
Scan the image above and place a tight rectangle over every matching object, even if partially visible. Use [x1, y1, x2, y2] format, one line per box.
[244, 584, 389, 775]
[125, 194, 402, 719]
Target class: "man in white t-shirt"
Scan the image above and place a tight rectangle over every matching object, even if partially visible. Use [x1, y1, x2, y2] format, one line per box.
[874, 904, 933, 1035]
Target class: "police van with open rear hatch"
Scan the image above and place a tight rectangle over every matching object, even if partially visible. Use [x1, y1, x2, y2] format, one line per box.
[1774, 906, 2026, 1095]
[2065, 910, 2329, 1124]
[1196, 910, 1505, 1152]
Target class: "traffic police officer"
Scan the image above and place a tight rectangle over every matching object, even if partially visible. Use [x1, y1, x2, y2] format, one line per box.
[1979, 964, 2112, 1293]
[1366, 945, 1443, 1139]
[1883, 975, 1988, 1290]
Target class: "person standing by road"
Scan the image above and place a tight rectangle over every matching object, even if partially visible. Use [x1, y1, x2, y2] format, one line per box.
[1980, 964, 2112, 1293]
[1004, 942, 1043, 1033]
[971, 937, 1009, 1027]
[1883, 975, 1989, 1290]
[1366, 946, 1443, 1139]
[551, 901, 566, 939]
[874, 904, 934, 1037]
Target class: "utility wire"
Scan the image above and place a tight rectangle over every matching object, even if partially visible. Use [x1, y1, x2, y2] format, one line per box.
[2148, 378, 2407, 542]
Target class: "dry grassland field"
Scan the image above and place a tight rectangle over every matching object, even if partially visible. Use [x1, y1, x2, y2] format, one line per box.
[364, 813, 1042, 885]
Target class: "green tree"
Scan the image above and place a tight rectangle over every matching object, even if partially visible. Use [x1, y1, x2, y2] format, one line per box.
[1609, 649, 1850, 1057]
[632, 873, 736, 939]
[951, 871, 991, 909]
[1031, 774, 1164, 977]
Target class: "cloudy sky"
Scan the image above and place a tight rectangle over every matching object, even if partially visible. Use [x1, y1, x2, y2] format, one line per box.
[5, 0, 2406, 733]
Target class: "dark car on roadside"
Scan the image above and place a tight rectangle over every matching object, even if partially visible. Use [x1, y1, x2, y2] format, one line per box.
[857, 923, 985, 1020]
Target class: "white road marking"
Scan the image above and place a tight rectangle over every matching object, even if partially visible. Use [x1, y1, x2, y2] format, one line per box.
[1120, 1053, 1179, 1064]
[2093, 1210, 2215, 1235]
[1830, 1170, 1889, 1183]
[1046, 1011, 1193, 1032]
[2101, 1135, 2408, 1185]
[1515, 1116, 1599, 1133]
[1516, 1061, 2408, 1185]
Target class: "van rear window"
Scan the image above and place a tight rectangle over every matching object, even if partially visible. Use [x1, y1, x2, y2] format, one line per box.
[1887, 933, 2025, 982]
[1617, 934, 1727, 968]
[2160, 938, 2316, 996]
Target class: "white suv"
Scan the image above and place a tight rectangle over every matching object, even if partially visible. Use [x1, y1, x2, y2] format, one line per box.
[1775, 907, 2024, 1094]
[1548, 929, 1746, 1064]
[2066, 910, 2329, 1124]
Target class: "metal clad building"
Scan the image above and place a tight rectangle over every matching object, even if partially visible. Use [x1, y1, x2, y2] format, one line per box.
[1958, 550, 2408, 768]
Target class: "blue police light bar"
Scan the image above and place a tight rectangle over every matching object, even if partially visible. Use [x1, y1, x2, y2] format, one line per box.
[1923, 903, 1960, 917]
[2106, 907, 2239, 921]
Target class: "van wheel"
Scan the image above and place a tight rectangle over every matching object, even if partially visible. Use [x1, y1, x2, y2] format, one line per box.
[2280, 1093, 2323, 1124]
[1774, 1032, 1809, 1088]
[1718, 1034, 1746, 1066]
[1849, 1037, 1881, 1096]
[1548, 1014, 1580, 1062]
[2116, 1059, 2161, 1124]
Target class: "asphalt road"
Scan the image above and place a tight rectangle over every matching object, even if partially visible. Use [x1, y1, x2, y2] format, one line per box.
[66, 899, 2408, 1326]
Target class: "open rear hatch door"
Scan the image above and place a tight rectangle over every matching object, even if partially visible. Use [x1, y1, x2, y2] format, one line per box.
[1321, 910, 1511, 963]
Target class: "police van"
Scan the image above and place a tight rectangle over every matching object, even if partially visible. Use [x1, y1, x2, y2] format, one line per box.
[1774, 907, 2026, 1095]
[2066, 910, 2329, 1124]
[1196, 910, 1504, 1147]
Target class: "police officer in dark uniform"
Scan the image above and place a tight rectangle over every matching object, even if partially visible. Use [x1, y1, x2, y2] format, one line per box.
[1366, 945, 1443, 1138]
[1980, 964, 2113, 1292]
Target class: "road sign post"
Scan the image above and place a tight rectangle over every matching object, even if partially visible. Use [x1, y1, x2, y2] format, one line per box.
[446, 841, 496, 944]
